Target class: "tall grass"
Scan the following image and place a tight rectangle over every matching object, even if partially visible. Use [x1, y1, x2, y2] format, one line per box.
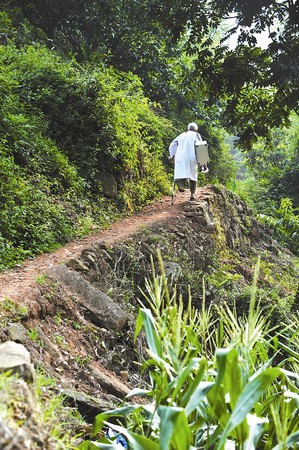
[79, 254, 299, 449]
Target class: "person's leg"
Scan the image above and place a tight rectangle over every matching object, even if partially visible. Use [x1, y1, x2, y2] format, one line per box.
[190, 180, 196, 200]
[176, 179, 186, 192]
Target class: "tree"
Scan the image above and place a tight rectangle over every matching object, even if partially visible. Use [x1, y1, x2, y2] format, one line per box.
[4, 0, 299, 148]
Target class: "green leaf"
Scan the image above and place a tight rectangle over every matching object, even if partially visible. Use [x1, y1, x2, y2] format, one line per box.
[158, 405, 191, 450]
[126, 387, 151, 398]
[271, 431, 299, 449]
[244, 415, 268, 450]
[279, 342, 299, 361]
[214, 348, 231, 390]
[135, 308, 162, 357]
[182, 359, 207, 405]
[223, 348, 243, 408]
[185, 381, 214, 416]
[207, 348, 233, 428]
[78, 441, 91, 449]
[216, 368, 282, 450]
[108, 423, 159, 450]
[92, 405, 147, 435]
[82, 442, 121, 449]
[169, 357, 205, 403]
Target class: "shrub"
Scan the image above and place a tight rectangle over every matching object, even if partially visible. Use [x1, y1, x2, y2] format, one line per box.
[0, 41, 171, 268]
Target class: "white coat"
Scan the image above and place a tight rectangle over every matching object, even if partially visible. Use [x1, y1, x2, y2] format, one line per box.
[169, 130, 202, 181]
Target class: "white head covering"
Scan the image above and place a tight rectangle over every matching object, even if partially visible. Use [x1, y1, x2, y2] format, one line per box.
[188, 122, 198, 131]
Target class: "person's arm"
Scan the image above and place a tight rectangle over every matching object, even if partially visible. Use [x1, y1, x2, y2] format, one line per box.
[169, 139, 178, 158]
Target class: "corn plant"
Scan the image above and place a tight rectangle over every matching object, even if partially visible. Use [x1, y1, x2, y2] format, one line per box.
[79, 254, 299, 449]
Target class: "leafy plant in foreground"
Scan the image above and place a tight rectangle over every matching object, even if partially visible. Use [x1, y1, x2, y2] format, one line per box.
[79, 255, 299, 449]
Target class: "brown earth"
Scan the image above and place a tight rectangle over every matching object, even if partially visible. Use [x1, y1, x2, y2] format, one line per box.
[1, 187, 207, 427]
[0, 188, 197, 303]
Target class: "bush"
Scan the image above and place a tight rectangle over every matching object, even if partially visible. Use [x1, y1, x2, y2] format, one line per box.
[0, 40, 172, 268]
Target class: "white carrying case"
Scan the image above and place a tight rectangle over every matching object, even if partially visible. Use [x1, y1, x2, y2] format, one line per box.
[195, 140, 209, 165]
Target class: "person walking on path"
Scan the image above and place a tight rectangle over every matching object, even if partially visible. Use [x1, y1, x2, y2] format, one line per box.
[169, 122, 203, 201]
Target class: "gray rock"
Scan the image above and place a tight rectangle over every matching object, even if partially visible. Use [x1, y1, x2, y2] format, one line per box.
[89, 363, 131, 399]
[7, 323, 28, 343]
[98, 171, 118, 198]
[0, 378, 46, 448]
[0, 341, 34, 382]
[46, 264, 129, 331]
[66, 258, 89, 272]
[34, 326, 63, 359]
[62, 389, 111, 423]
[164, 262, 182, 284]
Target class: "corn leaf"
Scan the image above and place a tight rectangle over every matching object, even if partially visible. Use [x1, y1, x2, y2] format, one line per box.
[182, 359, 207, 405]
[169, 357, 205, 403]
[185, 381, 215, 416]
[222, 348, 249, 442]
[81, 441, 122, 449]
[216, 368, 282, 450]
[108, 423, 159, 450]
[279, 342, 299, 361]
[271, 431, 299, 449]
[244, 416, 268, 450]
[92, 405, 151, 435]
[158, 405, 191, 450]
[135, 308, 162, 357]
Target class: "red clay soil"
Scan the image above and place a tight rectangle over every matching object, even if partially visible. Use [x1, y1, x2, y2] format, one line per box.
[0, 189, 204, 302]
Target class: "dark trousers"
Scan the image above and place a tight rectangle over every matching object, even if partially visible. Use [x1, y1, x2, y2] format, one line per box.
[176, 179, 196, 194]
[190, 180, 196, 194]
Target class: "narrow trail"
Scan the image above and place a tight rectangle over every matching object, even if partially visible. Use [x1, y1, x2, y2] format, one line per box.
[0, 189, 202, 302]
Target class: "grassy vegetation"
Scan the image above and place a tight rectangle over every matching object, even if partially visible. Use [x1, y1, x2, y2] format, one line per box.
[79, 255, 299, 449]
[0, 368, 86, 449]
[228, 114, 299, 255]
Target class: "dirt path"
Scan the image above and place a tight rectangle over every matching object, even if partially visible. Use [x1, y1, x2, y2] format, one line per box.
[0, 189, 196, 302]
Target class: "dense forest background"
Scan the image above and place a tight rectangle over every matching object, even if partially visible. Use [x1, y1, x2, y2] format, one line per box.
[0, 0, 298, 269]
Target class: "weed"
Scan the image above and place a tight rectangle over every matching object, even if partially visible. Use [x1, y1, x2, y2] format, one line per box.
[0, 368, 86, 448]
[75, 355, 92, 367]
[28, 328, 39, 341]
[55, 334, 67, 349]
[35, 273, 47, 284]
[54, 313, 62, 325]
[1, 298, 28, 321]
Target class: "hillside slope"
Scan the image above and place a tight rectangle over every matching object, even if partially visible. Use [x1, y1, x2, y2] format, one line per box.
[0, 185, 298, 447]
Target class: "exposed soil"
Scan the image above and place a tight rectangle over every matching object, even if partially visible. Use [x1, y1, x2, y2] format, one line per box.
[1, 188, 214, 419]
[0, 189, 202, 302]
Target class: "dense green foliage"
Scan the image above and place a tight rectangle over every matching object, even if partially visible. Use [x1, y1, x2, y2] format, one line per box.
[259, 198, 299, 255]
[0, 369, 84, 447]
[0, 38, 174, 268]
[4, 0, 299, 148]
[0, 0, 298, 260]
[231, 114, 299, 253]
[0, 7, 238, 270]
